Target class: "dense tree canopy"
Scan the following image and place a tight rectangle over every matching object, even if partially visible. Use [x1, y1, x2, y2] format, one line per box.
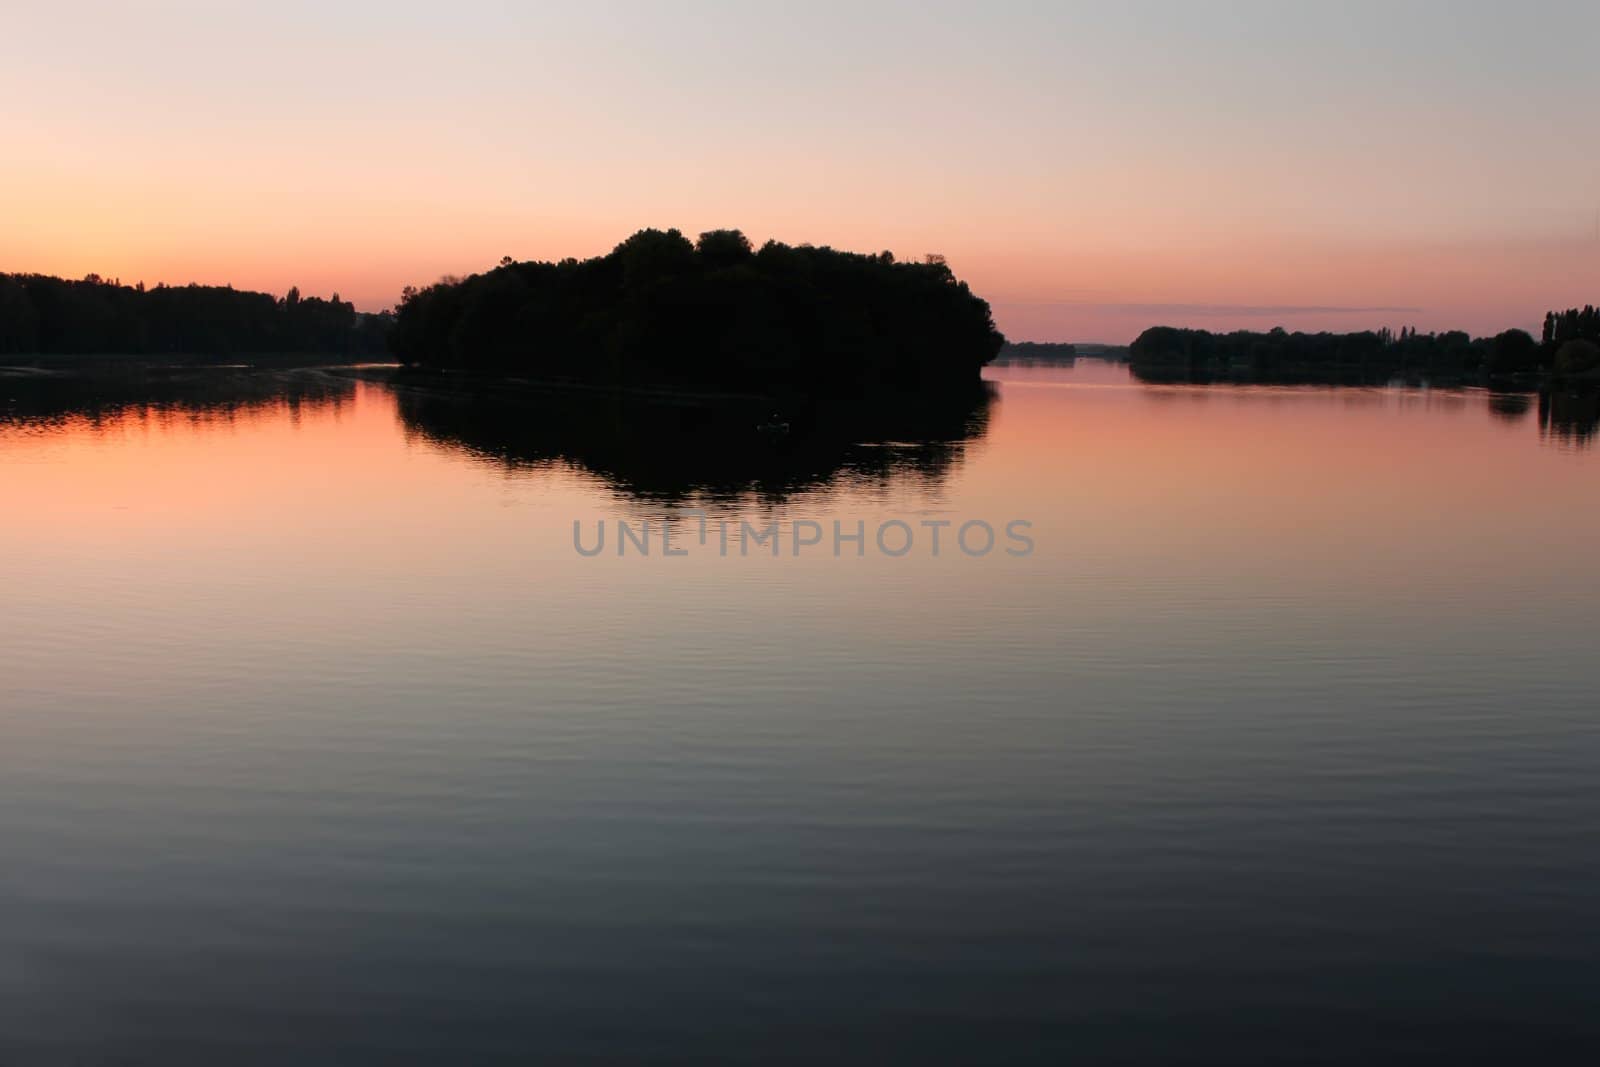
[1555, 339, 1600, 376]
[1543, 305, 1600, 349]
[1128, 316, 1592, 383]
[0, 273, 393, 358]
[388, 229, 1004, 393]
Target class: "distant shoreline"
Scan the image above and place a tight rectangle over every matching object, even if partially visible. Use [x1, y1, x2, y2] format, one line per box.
[991, 341, 1130, 366]
[1129, 320, 1600, 387]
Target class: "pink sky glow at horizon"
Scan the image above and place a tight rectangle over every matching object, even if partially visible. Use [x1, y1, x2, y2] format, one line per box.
[3, 1, 1596, 343]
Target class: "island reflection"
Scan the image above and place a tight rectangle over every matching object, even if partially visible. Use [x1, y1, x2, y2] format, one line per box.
[393, 376, 996, 504]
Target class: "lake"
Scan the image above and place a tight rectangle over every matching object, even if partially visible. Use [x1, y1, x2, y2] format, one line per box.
[2, 360, 1598, 1064]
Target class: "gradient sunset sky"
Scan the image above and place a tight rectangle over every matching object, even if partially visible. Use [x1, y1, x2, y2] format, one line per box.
[4, 1, 1596, 342]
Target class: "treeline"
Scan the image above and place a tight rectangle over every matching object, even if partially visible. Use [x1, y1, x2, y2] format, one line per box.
[0, 273, 394, 359]
[1130, 311, 1600, 383]
[1543, 305, 1600, 365]
[388, 229, 1003, 394]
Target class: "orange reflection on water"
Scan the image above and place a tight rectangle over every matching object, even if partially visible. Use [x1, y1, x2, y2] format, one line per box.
[1, 362, 1595, 614]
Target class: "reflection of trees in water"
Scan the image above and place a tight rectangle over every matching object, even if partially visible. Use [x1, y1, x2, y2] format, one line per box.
[1539, 388, 1600, 448]
[0, 367, 355, 433]
[1131, 374, 1597, 451]
[394, 377, 996, 505]
[1487, 391, 1535, 421]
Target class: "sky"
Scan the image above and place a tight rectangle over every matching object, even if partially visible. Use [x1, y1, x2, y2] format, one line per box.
[2, 0, 1596, 342]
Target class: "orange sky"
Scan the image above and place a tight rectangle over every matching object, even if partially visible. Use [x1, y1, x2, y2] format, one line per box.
[2, 2, 1596, 341]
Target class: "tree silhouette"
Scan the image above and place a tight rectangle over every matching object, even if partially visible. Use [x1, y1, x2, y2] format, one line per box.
[0, 273, 392, 359]
[388, 228, 1004, 395]
[1129, 312, 1596, 384]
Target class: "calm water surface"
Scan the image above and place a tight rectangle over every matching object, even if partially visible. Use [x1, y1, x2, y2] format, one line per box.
[2, 362, 1598, 1064]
